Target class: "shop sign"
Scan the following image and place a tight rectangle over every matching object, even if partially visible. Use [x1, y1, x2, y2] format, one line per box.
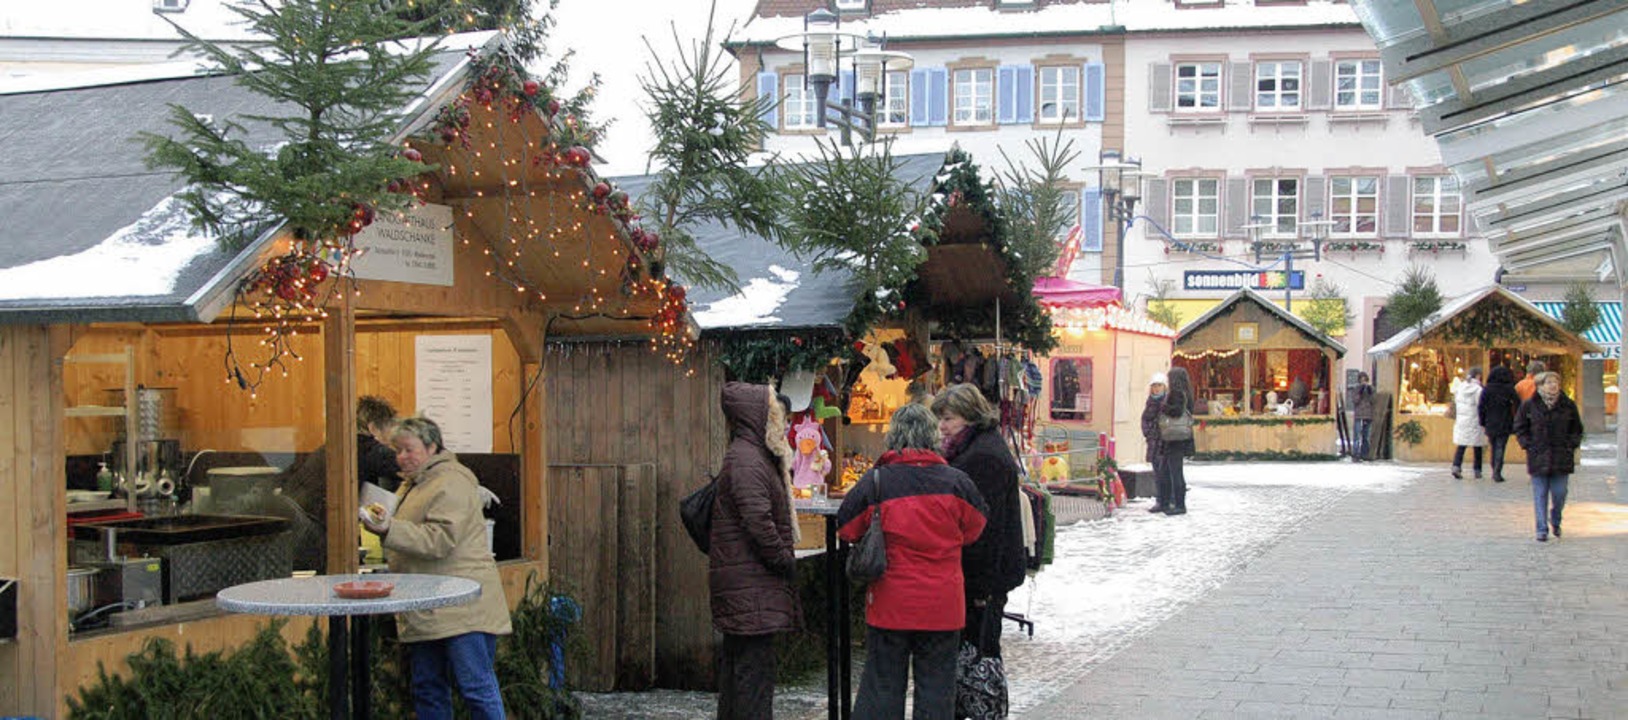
[1183, 270, 1305, 292]
[351, 203, 455, 286]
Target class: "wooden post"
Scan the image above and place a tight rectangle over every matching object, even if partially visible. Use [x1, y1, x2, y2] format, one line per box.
[325, 295, 359, 575]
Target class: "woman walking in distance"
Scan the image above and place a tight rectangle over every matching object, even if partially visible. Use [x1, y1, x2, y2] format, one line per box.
[1514, 371, 1584, 542]
[837, 404, 986, 718]
[1478, 366, 1520, 482]
[1159, 367, 1195, 515]
[1450, 368, 1487, 479]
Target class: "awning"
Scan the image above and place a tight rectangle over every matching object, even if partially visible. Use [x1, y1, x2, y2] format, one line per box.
[1347, 1, 1628, 282]
[1533, 301, 1623, 359]
[1032, 276, 1122, 309]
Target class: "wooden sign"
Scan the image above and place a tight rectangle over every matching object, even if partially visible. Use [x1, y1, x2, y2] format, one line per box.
[352, 203, 455, 286]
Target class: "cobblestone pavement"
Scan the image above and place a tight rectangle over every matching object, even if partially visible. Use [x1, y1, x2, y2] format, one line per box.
[1023, 442, 1627, 719]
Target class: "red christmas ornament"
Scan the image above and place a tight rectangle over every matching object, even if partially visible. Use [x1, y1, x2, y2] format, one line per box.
[852, 341, 865, 352]
[522, 80, 540, 97]
[352, 203, 376, 227]
[592, 182, 611, 201]
[608, 190, 629, 209]
[546, 99, 561, 116]
[402, 147, 423, 163]
[275, 281, 300, 302]
[1198, 420, 1208, 431]
[1286, 419, 1294, 428]
[564, 146, 591, 167]
[307, 261, 330, 284]
[791, 336, 803, 346]
[896, 301, 906, 310]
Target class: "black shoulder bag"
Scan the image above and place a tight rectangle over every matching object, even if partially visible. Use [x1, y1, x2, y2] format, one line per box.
[678, 473, 717, 554]
[845, 469, 887, 584]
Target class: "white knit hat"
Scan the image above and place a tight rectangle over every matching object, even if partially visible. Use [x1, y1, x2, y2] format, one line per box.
[1149, 371, 1169, 387]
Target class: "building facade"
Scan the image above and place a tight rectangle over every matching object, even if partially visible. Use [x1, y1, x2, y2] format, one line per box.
[730, 0, 1507, 378]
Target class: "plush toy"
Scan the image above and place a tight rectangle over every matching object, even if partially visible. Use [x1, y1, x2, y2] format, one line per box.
[1038, 455, 1070, 483]
[809, 377, 842, 421]
[790, 416, 828, 488]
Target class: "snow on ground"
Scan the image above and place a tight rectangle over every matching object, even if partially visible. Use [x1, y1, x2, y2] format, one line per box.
[578, 461, 1426, 719]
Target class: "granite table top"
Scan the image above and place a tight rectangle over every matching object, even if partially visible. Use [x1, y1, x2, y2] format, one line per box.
[793, 497, 844, 517]
[215, 573, 480, 617]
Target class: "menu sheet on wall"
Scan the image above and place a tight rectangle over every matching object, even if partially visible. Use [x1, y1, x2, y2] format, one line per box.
[414, 335, 493, 454]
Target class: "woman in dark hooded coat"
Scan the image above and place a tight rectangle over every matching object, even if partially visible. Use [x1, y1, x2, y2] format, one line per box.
[1477, 366, 1520, 482]
[708, 382, 800, 719]
[1159, 367, 1195, 515]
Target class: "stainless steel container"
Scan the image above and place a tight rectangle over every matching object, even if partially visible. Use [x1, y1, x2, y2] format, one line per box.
[66, 567, 99, 616]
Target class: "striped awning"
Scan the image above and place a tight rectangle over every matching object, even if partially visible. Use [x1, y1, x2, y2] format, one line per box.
[1534, 302, 1621, 360]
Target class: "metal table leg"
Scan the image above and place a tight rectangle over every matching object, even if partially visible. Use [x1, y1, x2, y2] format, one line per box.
[328, 615, 349, 720]
[351, 614, 372, 719]
[825, 518, 839, 720]
[837, 538, 852, 720]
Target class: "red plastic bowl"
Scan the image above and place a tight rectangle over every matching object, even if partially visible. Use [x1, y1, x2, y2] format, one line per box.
[333, 580, 394, 600]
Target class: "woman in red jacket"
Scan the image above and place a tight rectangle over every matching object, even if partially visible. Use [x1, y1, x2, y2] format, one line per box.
[838, 403, 987, 719]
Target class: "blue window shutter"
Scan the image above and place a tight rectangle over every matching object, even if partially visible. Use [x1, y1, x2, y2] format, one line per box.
[928, 68, 949, 126]
[1084, 62, 1105, 122]
[1017, 65, 1035, 123]
[827, 69, 855, 123]
[997, 66, 1018, 124]
[756, 71, 778, 127]
[910, 68, 931, 127]
[1082, 188, 1104, 252]
[841, 70, 855, 102]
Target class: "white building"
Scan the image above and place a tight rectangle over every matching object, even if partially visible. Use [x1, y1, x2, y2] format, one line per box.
[730, 0, 1503, 377]
[0, 0, 246, 80]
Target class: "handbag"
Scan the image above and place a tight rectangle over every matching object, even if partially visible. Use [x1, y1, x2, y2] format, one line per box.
[678, 474, 717, 554]
[1158, 407, 1194, 442]
[955, 604, 1009, 719]
[1444, 401, 1457, 420]
[845, 469, 887, 584]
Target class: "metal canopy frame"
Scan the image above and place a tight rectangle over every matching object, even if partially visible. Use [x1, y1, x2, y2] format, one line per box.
[1352, 0, 1628, 285]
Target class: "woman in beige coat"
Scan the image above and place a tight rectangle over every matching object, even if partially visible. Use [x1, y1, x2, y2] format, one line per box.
[362, 416, 510, 720]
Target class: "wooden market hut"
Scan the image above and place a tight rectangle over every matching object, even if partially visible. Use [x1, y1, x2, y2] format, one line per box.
[1173, 287, 1346, 456]
[1368, 285, 1600, 462]
[1030, 276, 1175, 470]
[0, 32, 669, 716]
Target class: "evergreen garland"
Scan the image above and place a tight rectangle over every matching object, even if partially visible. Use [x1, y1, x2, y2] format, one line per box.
[1199, 416, 1334, 427]
[1434, 296, 1568, 348]
[1189, 450, 1340, 462]
[709, 331, 855, 385]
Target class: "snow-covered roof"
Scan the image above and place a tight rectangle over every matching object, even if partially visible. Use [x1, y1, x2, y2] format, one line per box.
[0, 34, 492, 324]
[1177, 287, 1346, 357]
[1367, 285, 1603, 358]
[733, 1, 1360, 45]
[610, 152, 946, 332]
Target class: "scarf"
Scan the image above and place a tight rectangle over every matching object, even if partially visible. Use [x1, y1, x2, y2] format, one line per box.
[876, 448, 947, 468]
[1538, 383, 1561, 409]
[940, 425, 977, 462]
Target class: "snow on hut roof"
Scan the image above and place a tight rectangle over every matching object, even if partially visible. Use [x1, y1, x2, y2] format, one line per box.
[0, 33, 492, 324]
[1368, 285, 1604, 358]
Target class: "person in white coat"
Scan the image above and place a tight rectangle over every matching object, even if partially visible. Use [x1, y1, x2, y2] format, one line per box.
[1451, 368, 1487, 479]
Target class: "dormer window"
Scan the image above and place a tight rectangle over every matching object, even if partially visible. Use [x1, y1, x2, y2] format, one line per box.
[153, 0, 189, 12]
[833, 0, 866, 11]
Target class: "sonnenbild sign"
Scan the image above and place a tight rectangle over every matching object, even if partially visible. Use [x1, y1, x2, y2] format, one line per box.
[1183, 270, 1305, 292]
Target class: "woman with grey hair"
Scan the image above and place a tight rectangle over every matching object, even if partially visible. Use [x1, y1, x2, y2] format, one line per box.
[837, 404, 987, 718]
[362, 416, 510, 719]
[931, 383, 1027, 662]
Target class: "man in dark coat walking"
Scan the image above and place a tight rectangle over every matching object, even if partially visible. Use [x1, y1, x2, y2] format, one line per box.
[1514, 371, 1584, 542]
[1477, 366, 1520, 482]
[709, 382, 801, 719]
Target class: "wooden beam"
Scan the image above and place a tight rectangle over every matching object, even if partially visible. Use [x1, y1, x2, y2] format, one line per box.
[324, 295, 360, 574]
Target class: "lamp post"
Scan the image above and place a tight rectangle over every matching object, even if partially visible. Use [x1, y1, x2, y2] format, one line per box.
[778, 14, 913, 147]
[1095, 149, 1143, 289]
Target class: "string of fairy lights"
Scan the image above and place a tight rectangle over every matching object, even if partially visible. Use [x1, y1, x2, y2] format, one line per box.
[225, 44, 694, 394]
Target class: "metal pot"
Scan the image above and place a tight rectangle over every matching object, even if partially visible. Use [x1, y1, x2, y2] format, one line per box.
[66, 567, 99, 617]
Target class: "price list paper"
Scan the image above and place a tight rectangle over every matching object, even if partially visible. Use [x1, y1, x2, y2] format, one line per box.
[414, 334, 494, 454]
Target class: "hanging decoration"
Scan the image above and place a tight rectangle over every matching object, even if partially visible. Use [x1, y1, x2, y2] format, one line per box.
[1167, 241, 1223, 254]
[1325, 240, 1385, 254]
[1173, 347, 1243, 360]
[1407, 240, 1467, 253]
[1432, 296, 1570, 348]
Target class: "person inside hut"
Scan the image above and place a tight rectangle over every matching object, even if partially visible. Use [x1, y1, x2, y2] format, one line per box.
[356, 395, 402, 492]
[362, 416, 510, 719]
[1451, 367, 1487, 480]
[708, 383, 800, 720]
[1287, 375, 1310, 413]
[1513, 371, 1583, 542]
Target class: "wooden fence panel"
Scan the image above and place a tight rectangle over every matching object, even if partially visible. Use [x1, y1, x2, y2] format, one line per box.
[616, 463, 657, 689]
[546, 465, 619, 691]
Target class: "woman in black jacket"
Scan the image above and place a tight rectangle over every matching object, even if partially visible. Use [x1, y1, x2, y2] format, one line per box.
[932, 383, 1027, 661]
[1513, 371, 1584, 542]
[1159, 367, 1195, 515]
[1477, 366, 1520, 483]
[1141, 372, 1170, 513]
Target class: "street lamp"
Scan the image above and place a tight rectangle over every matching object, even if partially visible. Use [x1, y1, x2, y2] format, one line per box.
[1095, 149, 1143, 289]
[776, 13, 912, 146]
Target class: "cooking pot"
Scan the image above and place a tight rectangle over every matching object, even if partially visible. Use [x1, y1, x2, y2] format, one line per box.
[67, 567, 99, 616]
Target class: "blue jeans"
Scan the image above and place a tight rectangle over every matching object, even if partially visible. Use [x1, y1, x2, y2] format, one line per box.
[1487, 434, 1510, 478]
[409, 632, 505, 720]
[1354, 418, 1372, 459]
[1531, 475, 1569, 537]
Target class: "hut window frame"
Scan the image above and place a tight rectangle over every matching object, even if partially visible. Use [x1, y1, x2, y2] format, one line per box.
[1048, 356, 1094, 422]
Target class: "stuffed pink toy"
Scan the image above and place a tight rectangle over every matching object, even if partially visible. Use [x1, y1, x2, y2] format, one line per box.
[790, 416, 830, 487]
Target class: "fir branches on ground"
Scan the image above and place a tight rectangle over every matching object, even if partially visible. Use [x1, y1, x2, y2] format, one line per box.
[636, 2, 784, 290]
[142, 0, 442, 248]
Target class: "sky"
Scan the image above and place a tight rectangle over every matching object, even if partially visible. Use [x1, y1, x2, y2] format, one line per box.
[547, 0, 760, 176]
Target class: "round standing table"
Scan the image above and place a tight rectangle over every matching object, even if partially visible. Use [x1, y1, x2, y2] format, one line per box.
[217, 573, 481, 720]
